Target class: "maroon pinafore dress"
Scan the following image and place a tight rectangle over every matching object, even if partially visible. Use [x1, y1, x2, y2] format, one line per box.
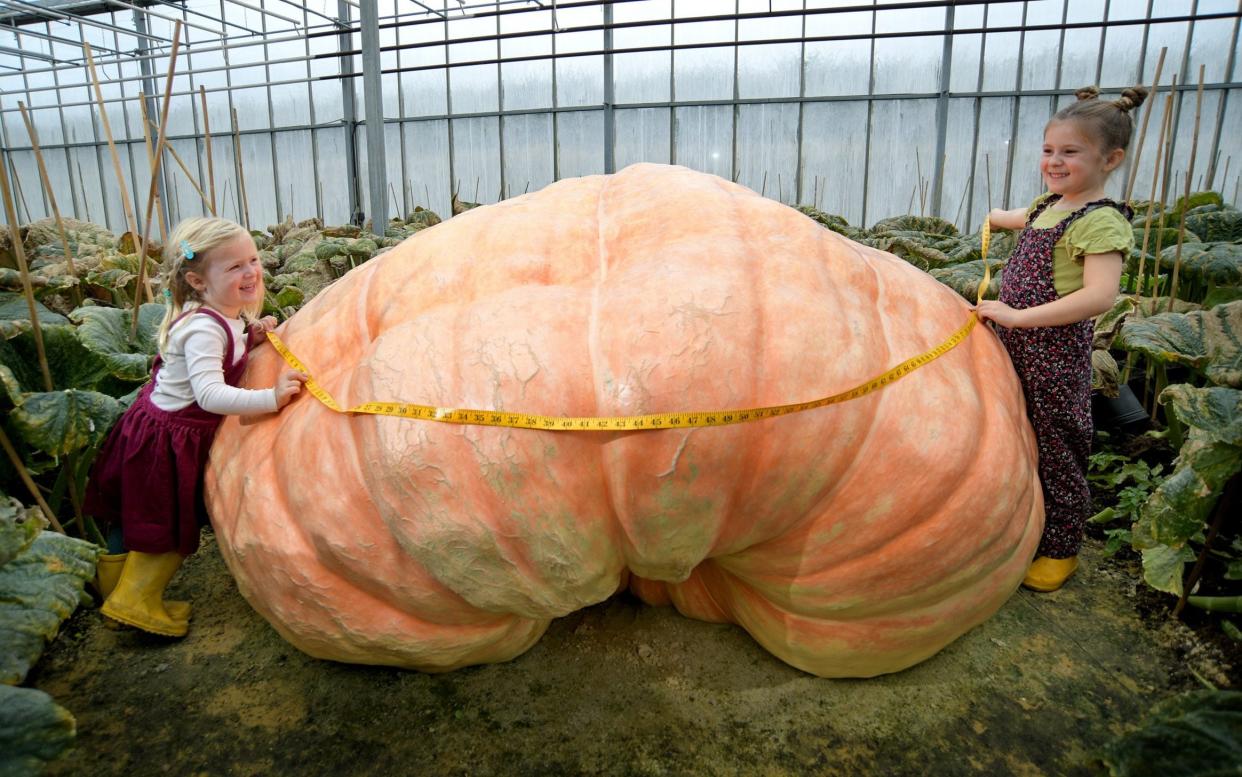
[996, 194, 1130, 559]
[84, 307, 250, 557]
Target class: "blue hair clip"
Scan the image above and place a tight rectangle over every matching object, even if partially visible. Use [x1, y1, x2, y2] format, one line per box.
[180, 240, 195, 261]
[162, 288, 172, 301]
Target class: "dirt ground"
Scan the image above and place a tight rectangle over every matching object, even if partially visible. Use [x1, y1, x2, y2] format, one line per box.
[29, 532, 1236, 777]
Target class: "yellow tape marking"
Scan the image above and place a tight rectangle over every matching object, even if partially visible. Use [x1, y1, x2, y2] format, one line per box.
[267, 312, 978, 431]
[976, 218, 992, 305]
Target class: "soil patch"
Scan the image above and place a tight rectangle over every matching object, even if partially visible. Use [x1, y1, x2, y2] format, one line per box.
[30, 532, 1235, 776]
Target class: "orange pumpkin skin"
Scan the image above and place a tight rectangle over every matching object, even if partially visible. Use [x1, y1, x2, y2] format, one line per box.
[206, 164, 1042, 677]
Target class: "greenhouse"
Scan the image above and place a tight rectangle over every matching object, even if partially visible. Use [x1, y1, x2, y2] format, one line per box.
[1, 1, 1241, 775]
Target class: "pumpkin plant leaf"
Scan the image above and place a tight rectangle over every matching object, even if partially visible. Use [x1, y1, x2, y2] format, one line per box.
[0, 685, 76, 776]
[0, 530, 98, 685]
[1097, 689, 1242, 777]
[0, 494, 44, 568]
[1094, 295, 1138, 349]
[69, 302, 164, 382]
[1132, 387, 1242, 554]
[1184, 207, 1242, 243]
[0, 290, 69, 340]
[1151, 243, 1242, 288]
[1092, 349, 1120, 398]
[1140, 543, 1197, 596]
[930, 259, 1003, 302]
[1116, 301, 1242, 388]
[10, 388, 122, 457]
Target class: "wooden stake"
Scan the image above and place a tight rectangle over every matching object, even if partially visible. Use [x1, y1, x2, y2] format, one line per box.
[75, 159, 92, 223]
[230, 107, 250, 230]
[8, 155, 30, 224]
[83, 42, 138, 237]
[1131, 79, 1175, 308]
[17, 102, 82, 306]
[199, 86, 217, 216]
[1151, 77, 1178, 297]
[1125, 47, 1167, 202]
[146, 119, 211, 212]
[984, 153, 993, 210]
[136, 92, 168, 243]
[0, 425, 64, 534]
[0, 152, 53, 392]
[1167, 66, 1205, 313]
[131, 20, 183, 338]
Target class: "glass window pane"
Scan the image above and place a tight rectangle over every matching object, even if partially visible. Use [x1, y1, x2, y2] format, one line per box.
[674, 19, 733, 101]
[805, 7, 873, 98]
[866, 98, 937, 224]
[502, 113, 554, 198]
[736, 103, 800, 203]
[615, 108, 671, 168]
[557, 110, 604, 179]
[450, 116, 501, 204]
[673, 105, 732, 180]
[800, 100, 868, 224]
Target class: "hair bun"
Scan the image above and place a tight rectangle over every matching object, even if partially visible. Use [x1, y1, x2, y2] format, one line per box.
[1075, 86, 1100, 101]
[1116, 86, 1149, 113]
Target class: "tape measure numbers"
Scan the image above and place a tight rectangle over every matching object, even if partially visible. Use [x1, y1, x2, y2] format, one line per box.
[266, 312, 979, 431]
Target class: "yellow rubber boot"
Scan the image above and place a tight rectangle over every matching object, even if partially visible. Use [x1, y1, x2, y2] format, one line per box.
[1022, 556, 1079, 592]
[95, 552, 191, 624]
[100, 551, 190, 637]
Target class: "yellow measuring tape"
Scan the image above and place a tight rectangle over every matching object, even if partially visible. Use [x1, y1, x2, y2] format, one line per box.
[976, 218, 992, 305]
[265, 221, 992, 431]
[266, 316, 978, 432]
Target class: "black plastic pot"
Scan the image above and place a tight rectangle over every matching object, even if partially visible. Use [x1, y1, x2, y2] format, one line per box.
[1092, 383, 1149, 432]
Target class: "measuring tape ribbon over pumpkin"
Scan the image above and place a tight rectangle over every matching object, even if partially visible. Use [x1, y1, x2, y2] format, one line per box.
[265, 311, 980, 431]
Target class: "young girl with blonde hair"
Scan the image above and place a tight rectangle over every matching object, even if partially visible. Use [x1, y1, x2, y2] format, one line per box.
[85, 216, 306, 636]
[977, 85, 1147, 592]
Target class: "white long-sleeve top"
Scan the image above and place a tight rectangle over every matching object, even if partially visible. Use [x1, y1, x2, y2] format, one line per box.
[149, 311, 278, 415]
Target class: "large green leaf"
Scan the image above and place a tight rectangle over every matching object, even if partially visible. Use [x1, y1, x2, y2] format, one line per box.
[795, 206, 860, 238]
[1094, 296, 1138, 349]
[1140, 543, 1198, 596]
[0, 495, 43, 569]
[1098, 690, 1242, 777]
[0, 685, 76, 776]
[930, 259, 1003, 302]
[870, 214, 960, 237]
[9, 388, 122, 457]
[69, 302, 164, 382]
[1184, 207, 1242, 243]
[1116, 301, 1242, 388]
[0, 324, 110, 396]
[1151, 242, 1242, 287]
[0, 530, 97, 685]
[0, 291, 68, 341]
[1132, 387, 1242, 556]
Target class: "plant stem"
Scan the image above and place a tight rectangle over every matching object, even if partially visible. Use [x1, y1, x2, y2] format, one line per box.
[1174, 472, 1240, 618]
[0, 425, 64, 534]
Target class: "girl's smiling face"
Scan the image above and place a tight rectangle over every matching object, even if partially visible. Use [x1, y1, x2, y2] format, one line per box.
[1040, 119, 1124, 204]
[186, 232, 264, 318]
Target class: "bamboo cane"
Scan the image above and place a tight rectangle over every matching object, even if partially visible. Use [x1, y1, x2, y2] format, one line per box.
[130, 21, 183, 339]
[137, 92, 168, 243]
[1167, 66, 1205, 313]
[231, 107, 250, 230]
[83, 42, 138, 238]
[0, 425, 64, 534]
[145, 119, 211, 212]
[984, 153, 993, 210]
[8, 155, 30, 224]
[17, 102, 82, 307]
[75, 159, 92, 223]
[200, 86, 217, 216]
[1150, 77, 1179, 301]
[1124, 47, 1167, 202]
[0, 152, 52, 391]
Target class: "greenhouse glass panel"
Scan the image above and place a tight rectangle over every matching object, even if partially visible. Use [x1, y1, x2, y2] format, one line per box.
[273, 130, 314, 222]
[451, 116, 501, 205]
[1099, 17, 1146, 89]
[673, 105, 732, 180]
[614, 0, 671, 103]
[737, 5, 801, 100]
[555, 5, 605, 108]
[314, 126, 352, 225]
[800, 100, 868, 224]
[557, 110, 605, 180]
[966, 96, 1017, 222]
[1189, 18, 1240, 82]
[449, 12, 499, 115]
[1010, 96, 1057, 209]
[1061, 0, 1108, 89]
[949, 5, 984, 93]
[673, 17, 734, 101]
[614, 108, 672, 168]
[1020, 0, 1064, 92]
[941, 97, 980, 227]
[8, 151, 42, 220]
[981, 3, 1023, 91]
[238, 132, 276, 228]
[736, 103, 800, 204]
[499, 11, 553, 112]
[872, 4, 943, 95]
[403, 119, 451, 218]
[502, 113, 554, 199]
[68, 145, 111, 231]
[399, 13, 448, 118]
[804, 6, 873, 98]
[866, 98, 937, 224]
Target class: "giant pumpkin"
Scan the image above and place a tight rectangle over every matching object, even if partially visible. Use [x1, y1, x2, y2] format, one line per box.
[206, 163, 1042, 678]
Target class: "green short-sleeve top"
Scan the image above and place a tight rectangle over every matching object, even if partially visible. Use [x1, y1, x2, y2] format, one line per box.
[1025, 194, 1133, 297]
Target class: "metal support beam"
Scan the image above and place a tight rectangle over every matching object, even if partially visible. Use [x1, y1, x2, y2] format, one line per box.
[133, 8, 170, 231]
[360, 0, 388, 225]
[339, 0, 361, 223]
[602, 0, 614, 174]
[930, 3, 953, 217]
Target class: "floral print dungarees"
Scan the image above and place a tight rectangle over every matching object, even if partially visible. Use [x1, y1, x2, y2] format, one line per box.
[996, 194, 1130, 559]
